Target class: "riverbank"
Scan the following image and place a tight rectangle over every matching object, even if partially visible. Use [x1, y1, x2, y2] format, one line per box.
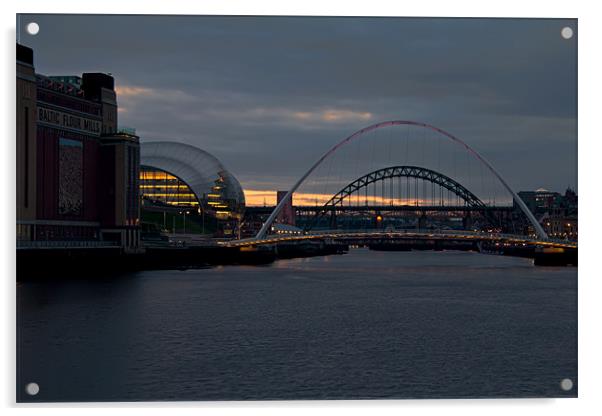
[16, 238, 576, 280]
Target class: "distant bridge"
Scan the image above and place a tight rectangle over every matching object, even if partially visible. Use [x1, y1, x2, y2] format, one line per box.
[303, 165, 498, 231]
[247, 205, 515, 214]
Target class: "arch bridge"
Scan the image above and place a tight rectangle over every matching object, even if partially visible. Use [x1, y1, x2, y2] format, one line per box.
[304, 165, 497, 231]
[237, 120, 573, 250]
[255, 120, 548, 240]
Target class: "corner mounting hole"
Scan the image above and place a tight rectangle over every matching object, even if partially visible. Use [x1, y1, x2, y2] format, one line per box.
[560, 378, 573, 391]
[26, 22, 40, 36]
[561, 26, 573, 40]
[25, 382, 39, 396]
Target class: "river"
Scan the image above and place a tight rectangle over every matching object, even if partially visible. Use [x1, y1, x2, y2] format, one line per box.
[17, 249, 577, 402]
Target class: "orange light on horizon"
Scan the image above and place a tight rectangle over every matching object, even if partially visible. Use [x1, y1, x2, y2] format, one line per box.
[243, 189, 431, 207]
[244, 190, 278, 206]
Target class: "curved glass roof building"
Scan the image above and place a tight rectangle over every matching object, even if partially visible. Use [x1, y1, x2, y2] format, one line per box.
[140, 141, 245, 219]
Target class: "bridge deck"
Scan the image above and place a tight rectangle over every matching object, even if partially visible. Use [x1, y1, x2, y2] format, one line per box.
[222, 230, 577, 249]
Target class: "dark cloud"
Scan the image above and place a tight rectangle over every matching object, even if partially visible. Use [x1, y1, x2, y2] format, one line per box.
[18, 15, 577, 193]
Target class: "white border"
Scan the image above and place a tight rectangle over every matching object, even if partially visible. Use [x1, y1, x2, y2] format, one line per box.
[2, 1, 601, 415]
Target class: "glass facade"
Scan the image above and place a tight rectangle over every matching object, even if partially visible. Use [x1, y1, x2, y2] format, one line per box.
[206, 174, 237, 219]
[140, 167, 200, 208]
[139, 166, 246, 223]
[139, 142, 246, 225]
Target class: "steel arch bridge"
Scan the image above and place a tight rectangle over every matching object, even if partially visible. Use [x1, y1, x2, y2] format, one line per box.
[304, 165, 492, 231]
[256, 120, 548, 240]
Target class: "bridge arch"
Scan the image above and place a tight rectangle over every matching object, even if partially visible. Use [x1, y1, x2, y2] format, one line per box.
[305, 165, 493, 231]
[256, 121, 547, 240]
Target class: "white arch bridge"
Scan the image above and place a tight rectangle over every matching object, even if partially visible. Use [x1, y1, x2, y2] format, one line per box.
[224, 121, 576, 251]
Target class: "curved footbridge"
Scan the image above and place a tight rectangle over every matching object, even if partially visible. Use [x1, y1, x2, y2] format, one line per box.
[220, 230, 577, 250]
[223, 120, 577, 262]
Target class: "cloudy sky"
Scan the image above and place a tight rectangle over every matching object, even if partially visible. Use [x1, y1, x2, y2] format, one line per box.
[18, 15, 577, 204]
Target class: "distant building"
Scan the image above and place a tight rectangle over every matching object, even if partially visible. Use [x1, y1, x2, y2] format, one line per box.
[516, 188, 577, 241]
[542, 216, 577, 240]
[517, 188, 563, 214]
[276, 191, 295, 226]
[561, 187, 578, 216]
[16, 43, 141, 251]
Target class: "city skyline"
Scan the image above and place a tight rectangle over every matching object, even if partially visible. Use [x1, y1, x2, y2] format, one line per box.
[18, 15, 577, 206]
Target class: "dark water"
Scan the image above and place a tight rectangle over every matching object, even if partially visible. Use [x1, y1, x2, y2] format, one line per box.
[17, 249, 577, 402]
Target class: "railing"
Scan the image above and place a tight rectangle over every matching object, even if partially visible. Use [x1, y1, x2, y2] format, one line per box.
[226, 228, 577, 249]
[305, 229, 506, 238]
[304, 228, 575, 244]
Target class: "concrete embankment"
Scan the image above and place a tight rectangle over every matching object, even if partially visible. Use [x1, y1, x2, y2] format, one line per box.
[368, 240, 577, 266]
[479, 242, 577, 266]
[16, 241, 351, 280]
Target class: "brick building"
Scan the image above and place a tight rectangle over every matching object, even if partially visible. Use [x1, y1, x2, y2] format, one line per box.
[16, 43, 141, 251]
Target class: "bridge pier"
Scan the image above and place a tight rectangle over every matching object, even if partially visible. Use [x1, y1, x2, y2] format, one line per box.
[417, 213, 427, 231]
[533, 247, 577, 266]
[330, 210, 337, 229]
[463, 212, 472, 230]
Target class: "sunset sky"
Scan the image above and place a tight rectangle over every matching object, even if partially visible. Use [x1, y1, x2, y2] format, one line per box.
[18, 15, 577, 206]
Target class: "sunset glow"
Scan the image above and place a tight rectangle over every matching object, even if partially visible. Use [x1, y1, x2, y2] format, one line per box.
[243, 189, 429, 207]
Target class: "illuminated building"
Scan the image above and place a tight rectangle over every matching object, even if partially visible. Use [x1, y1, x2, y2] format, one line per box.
[140, 168, 200, 208]
[140, 142, 245, 225]
[517, 188, 578, 241]
[543, 217, 578, 241]
[16, 43, 141, 251]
